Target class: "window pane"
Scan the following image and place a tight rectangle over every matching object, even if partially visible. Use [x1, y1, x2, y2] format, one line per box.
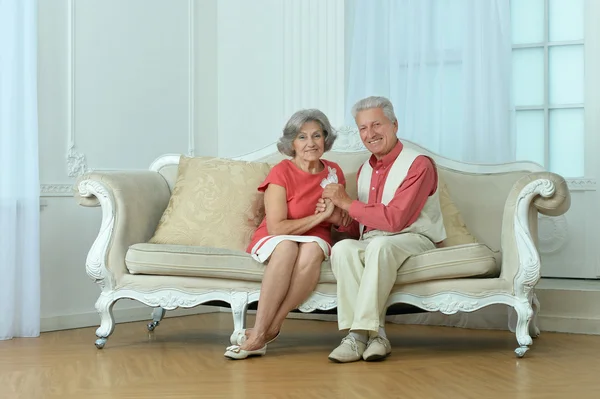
[549, 45, 584, 105]
[515, 111, 545, 166]
[512, 48, 544, 106]
[549, 0, 584, 41]
[549, 108, 584, 177]
[511, 0, 544, 44]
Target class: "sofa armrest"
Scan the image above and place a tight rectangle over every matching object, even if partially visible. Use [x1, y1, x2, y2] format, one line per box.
[499, 171, 571, 297]
[74, 171, 171, 291]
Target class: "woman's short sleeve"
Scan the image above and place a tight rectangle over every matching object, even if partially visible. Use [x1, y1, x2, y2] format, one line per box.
[257, 162, 287, 193]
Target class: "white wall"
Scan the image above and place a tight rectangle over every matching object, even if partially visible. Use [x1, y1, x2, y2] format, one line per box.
[38, 0, 220, 331]
[37, 0, 599, 335]
[216, 0, 345, 159]
[535, 0, 600, 279]
[37, 0, 345, 331]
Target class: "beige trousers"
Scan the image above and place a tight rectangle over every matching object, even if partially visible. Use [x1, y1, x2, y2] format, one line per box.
[331, 233, 435, 332]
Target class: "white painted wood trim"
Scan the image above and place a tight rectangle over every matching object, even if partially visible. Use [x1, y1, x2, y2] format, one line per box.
[187, 0, 195, 157]
[66, 0, 89, 178]
[77, 179, 117, 291]
[41, 305, 216, 333]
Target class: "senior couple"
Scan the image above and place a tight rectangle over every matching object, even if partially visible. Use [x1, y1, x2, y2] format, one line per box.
[224, 96, 447, 363]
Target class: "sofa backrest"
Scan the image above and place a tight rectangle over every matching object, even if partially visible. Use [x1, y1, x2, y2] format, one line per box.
[151, 137, 545, 253]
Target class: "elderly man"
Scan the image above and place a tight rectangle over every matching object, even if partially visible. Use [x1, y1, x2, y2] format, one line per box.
[320, 96, 447, 363]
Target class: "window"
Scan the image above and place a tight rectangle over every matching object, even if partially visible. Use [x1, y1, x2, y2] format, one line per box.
[511, 0, 585, 177]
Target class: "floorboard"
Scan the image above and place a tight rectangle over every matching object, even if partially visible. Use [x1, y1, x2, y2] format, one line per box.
[0, 313, 598, 398]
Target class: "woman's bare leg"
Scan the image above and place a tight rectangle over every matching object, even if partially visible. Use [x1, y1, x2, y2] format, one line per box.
[264, 242, 324, 338]
[240, 240, 299, 351]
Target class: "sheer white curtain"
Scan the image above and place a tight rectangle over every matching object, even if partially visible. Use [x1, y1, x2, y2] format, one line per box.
[0, 0, 40, 340]
[345, 0, 515, 163]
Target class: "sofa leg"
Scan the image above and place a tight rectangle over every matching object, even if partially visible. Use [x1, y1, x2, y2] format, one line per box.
[94, 293, 116, 349]
[230, 292, 249, 332]
[513, 299, 534, 358]
[147, 307, 166, 331]
[530, 293, 541, 338]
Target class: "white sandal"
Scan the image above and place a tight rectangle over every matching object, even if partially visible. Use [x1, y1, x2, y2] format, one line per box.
[229, 329, 280, 346]
[224, 344, 267, 360]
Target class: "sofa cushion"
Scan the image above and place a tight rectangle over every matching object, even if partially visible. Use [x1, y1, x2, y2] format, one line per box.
[148, 156, 272, 252]
[125, 242, 499, 285]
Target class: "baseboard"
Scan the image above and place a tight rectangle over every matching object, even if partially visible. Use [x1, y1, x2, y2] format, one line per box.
[535, 278, 600, 335]
[41, 305, 218, 332]
[538, 315, 600, 335]
[258, 307, 600, 336]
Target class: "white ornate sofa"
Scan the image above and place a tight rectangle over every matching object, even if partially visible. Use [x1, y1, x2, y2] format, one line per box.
[74, 135, 570, 358]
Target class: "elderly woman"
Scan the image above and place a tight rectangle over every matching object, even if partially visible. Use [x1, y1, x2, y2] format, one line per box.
[224, 109, 350, 360]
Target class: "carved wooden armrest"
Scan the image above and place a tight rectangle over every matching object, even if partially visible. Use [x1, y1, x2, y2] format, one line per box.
[74, 171, 171, 291]
[499, 171, 571, 296]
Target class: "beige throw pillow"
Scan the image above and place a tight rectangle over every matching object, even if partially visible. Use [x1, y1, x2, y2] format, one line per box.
[438, 176, 479, 246]
[149, 156, 272, 252]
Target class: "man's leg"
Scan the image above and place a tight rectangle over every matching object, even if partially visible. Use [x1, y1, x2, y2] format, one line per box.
[328, 238, 369, 363]
[330, 239, 368, 330]
[353, 233, 435, 361]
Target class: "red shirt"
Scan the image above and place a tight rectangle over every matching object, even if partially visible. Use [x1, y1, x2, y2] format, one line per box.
[340, 141, 438, 240]
[247, 159, 346, 252]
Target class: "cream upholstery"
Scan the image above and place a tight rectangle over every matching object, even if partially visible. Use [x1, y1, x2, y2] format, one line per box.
[126, 242, 499, 285]
[75, 137, 571, 357]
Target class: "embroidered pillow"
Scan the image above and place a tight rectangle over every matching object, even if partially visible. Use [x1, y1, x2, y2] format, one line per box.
[438, 176, 479, 246]
[149, 156, 272, 252]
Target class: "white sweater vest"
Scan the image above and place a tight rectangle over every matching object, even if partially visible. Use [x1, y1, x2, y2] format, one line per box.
[357, 147, 447, 243]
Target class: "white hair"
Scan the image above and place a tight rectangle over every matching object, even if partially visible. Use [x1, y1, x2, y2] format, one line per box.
[351, 96, 397, 123]
[277, 109, 337, 157]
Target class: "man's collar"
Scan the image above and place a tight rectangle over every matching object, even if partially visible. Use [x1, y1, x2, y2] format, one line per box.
[369, 140, 402, 168]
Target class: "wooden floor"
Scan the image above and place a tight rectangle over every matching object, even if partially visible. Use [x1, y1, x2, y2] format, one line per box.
[1, 313, 599, 399]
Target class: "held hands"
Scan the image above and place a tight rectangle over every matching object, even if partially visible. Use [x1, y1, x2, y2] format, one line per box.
[315, 198, 352, 227]
[317, 198, 335, 220]
[321, 183, 353, 211]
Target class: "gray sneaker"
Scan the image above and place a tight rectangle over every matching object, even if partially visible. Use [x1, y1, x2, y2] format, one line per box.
[362, 336, 392, 361]
[328, 336, 367, 363]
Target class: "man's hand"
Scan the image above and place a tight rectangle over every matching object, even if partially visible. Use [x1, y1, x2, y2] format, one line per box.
[322, 183, 353, 211]
[336, 207, 352, 227]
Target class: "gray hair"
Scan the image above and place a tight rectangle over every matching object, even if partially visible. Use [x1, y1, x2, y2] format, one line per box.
[351, 96, 398, 123]
[277, 109, 337, 157]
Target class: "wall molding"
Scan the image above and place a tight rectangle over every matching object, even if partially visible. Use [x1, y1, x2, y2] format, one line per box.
[187, 0, 195, 157]
[40, 184, 75, 197]
[538, 214, 570, 254]
[65, 0, 196, 178]
[66, 0, 89, 178]
[566, 178, 596, 191]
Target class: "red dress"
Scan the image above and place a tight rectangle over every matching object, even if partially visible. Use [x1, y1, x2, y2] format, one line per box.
[247, 159, 346, 263]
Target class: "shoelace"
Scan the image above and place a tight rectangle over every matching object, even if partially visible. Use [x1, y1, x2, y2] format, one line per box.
[340, 337, 360, 354]
[368, 336, 389, 348]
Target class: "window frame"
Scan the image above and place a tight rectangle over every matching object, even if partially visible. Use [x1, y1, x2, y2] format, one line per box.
[584, 0, 599, 190]
[511, 0, 585, 177]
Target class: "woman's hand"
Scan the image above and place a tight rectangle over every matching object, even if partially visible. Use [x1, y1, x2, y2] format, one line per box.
[321, 198, 335, 219]
[315, 198, 351, 226]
